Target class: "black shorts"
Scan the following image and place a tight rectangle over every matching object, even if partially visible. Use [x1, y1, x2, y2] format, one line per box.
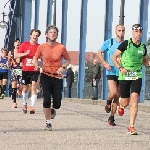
[40, 73, 63, 109]
[22, 71, 40, 85]
[119, 78, 142, 98]
[0, 72, 8, 80]
[107, 75, 119, 85]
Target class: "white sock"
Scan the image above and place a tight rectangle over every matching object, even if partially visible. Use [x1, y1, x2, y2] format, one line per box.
[46, 120, 51, 124]
[22, 92, 28, 105]
[31, 95, 37, 107]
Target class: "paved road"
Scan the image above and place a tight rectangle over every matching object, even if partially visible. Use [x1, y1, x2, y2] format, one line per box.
[0, 98, 150, 150]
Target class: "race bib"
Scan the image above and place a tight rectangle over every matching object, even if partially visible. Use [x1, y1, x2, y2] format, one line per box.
[13, 69, 22, 76]
[125, 71, 138, 80]
[25, 58, 34, 66]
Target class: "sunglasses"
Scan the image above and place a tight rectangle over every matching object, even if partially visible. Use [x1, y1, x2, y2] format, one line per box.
[132, 26, 143, 31]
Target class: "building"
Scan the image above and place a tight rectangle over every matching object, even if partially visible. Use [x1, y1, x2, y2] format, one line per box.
[68, 51, 98, 72]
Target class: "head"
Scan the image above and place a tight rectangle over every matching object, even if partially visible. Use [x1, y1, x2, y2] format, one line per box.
[45, 25, 59, 42]
[93, 59, 98, 65]
[67, 64, 72, 70]
[14, 38, 20, 49]
[115, 24, 125, 40]
[30, 29, 41, 43]
[132, 24, 143, 41]
[1, 48, 7, 57]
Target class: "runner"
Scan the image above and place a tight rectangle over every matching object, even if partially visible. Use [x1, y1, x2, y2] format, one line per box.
[0, 48, 9, 98]
[112, 24, 149, 134]
[33, 25, 71, 131]
[97, 24, 125, 126]
[16, 29, 41, 114]
[8, 38, 22, 108]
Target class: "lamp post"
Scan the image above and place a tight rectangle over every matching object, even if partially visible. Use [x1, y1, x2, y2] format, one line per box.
[0, 0, 11, 29]
[119, 0, 125, 25]
[53, 0, 56, 26]
[0, 12, 7, 29]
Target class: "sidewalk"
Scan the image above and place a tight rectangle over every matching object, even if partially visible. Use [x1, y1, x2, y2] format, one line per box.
[0, 98, 150, 150]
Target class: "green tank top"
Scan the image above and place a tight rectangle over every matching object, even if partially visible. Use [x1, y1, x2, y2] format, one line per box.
[118, 39, 145, 80]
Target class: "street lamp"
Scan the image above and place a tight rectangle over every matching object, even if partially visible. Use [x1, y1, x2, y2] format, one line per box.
[0, 12, 7, 29]
[0, 0, 11, 29]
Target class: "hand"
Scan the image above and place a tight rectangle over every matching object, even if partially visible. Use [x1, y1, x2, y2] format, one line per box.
[25, 50, 30, 55]
[104, 63, 111, 71]
[34, 65, 39, 71]
[120, 68, 128, 74]
[57, 67, 64, 75]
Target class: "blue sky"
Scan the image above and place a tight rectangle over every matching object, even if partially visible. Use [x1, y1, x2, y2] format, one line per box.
[0, 0, 150, 52]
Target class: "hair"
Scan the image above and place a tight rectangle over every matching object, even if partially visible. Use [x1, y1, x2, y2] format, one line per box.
[45, 24, 59, 35]
[30, 29, 41, 37]
[115, 24, 125, 30]
[14, 38, 20, 42]
[1, 48, 7, 52]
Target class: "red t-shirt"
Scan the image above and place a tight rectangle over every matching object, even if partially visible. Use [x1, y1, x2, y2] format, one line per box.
[18, 42, 39, 71]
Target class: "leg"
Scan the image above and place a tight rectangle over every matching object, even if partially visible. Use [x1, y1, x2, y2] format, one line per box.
[127, 79, 142, 135]
[29, 72, 39, 114]
[105, 77, 119, 113]
[40, 73, 52, 131]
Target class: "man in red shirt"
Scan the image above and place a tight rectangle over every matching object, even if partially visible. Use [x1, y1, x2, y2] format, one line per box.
[33, 25, 71, 131]
[15, 29, 41, 114]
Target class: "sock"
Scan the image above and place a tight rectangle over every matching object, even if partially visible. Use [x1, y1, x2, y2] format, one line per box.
[107, 100, 112, 105]
[22, 92, 28, 105]
[12, 88, 17, 103]
[31, 95, 37, 107]
[130, 125, 134, 127]
[46, 120, 51, 124]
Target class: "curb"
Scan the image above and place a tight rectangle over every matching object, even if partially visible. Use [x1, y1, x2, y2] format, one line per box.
[62, 98, 150, 113]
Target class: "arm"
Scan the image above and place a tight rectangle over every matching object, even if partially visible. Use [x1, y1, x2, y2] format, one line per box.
[62, 47, 71, 68]
[143, 56, 149, 67]
[32, 46, 41, 70]
[112, 50, 122, 69]
[15, 43, 30, 59]
[142, 45, 149, 67]
[97, 39, 111, 71]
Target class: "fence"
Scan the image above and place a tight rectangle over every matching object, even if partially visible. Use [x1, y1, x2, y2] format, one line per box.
[64, 75, 150, 100]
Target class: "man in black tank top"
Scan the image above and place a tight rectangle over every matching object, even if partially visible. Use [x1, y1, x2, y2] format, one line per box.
[8, 38, 22, 108]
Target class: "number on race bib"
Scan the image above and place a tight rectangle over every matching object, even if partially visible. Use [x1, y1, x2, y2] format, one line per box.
[26, 59, 34, 66]
[125, 71, 138, 80]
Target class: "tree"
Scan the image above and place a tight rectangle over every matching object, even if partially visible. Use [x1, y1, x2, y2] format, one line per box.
[73, 61, 93, 84]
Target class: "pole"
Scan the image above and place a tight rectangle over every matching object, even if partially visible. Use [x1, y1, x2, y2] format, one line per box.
[53, 0, 56, 26]
[119, 0, 125, 25]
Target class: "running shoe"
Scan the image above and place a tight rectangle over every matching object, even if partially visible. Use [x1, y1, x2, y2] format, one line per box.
[22, 105, 27, 114]
[51, 108, 56, 119]
[30, 107, 35, 114]
[45, 123, 52, 131]
[117, 106, 124, 116]
[127, 126, 138, 135]
[108, 116, 116, 126]
[12, 103, 17, 108]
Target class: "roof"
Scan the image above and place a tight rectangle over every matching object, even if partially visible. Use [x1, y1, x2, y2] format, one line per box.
[68, 51, 98, 65]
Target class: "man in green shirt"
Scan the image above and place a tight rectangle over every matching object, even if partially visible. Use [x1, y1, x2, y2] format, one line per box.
[112, 24, 149, 135]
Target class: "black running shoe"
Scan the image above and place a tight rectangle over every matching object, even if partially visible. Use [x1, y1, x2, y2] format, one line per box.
[45, 123, 52, 131]
[108, 116, 116, 126]
[105, 100, 112, 113]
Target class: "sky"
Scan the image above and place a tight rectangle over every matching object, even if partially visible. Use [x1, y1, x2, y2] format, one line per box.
[0, 0, 150, 52]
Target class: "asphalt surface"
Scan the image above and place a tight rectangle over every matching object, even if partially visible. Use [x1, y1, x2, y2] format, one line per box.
[0, 98, 150, 150]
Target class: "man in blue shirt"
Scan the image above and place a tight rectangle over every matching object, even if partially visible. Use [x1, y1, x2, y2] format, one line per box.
[0, 48, 9, 98]
[97, 24, 125, 126]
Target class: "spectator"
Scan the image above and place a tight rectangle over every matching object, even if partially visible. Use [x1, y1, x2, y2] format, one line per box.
[92, 59, 101, 100]
[65, 64, 74, 98]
